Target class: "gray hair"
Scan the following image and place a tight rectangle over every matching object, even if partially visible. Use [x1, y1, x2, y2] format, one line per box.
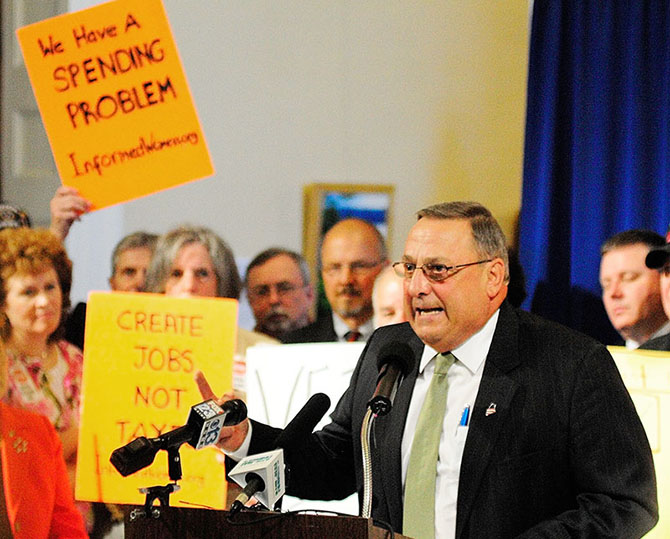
[417, 201, 509, 282]
[110, 231, 158, 277]
[245, 247, 311, 287]
[144, 225, 242, 299]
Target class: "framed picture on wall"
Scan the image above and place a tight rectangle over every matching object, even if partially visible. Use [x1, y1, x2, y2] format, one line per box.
[302, 183, 395, 313]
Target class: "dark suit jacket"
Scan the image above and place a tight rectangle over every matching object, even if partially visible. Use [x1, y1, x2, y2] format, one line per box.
[64, 302, 87, 350]
[639, 332, 670, 351]
[251, 301, 658, 538]
[281, 312, 338, 343]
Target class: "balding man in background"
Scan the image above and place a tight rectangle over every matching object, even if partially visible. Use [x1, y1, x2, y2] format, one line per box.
[283, 218, 387, 343]
[372, 264, 405, 328]
[65, 231, 158, 349]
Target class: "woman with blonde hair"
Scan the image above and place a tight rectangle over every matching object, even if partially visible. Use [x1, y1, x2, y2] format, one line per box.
[0, 228, 86, 521]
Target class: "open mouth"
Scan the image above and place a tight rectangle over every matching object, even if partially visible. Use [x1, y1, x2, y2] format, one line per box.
[415, 307, 443, 316]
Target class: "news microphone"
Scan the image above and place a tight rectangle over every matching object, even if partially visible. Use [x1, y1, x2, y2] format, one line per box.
[229, 449, 285, 514]
[110, 399, 247, 477]
[228, 392, 331, 512]
[367, 342, 414, 416]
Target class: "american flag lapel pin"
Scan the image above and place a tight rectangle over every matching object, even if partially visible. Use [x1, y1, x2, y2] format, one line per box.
[485, 402, 497, 416]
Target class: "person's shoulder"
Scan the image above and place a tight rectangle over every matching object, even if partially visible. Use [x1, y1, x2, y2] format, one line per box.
[0, 402, 56, 438]
[57, 339, 83, 362]
[639, 332, 670, 351]
[281, 316, 336, 343]
[365, 322, 424, 357]
[507, 303, 605, 353]
[238, 328, 279, 347]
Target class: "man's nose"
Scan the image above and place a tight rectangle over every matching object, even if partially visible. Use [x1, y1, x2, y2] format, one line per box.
[268, 287, 281, 304]
[407, 267, 431, 295]
[609, 280, 623, 298]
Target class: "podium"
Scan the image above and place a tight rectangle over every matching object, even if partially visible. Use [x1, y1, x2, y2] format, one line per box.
[123, 505, 408, 538]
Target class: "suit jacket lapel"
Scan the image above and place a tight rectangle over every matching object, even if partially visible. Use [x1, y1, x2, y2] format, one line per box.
[456, 302, 520, 538]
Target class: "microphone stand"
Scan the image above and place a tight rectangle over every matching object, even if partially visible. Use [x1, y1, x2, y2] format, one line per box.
[129, 445, 184, 521]
[360, 408, 375, 518]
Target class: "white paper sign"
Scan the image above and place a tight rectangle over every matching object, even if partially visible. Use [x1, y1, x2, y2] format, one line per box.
[245, 342, 365, 514]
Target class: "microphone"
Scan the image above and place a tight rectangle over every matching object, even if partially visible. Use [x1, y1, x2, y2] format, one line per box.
[228, 449, 285, 513]
[367, 342, 415, 416]
[110, 399, 247, 477]
[228, 392, 331, 513]
[273, 392, 331, 449]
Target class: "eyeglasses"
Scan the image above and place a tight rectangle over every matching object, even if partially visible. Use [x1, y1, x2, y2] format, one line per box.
[248, 282, 305, 299]
[392, 259, 492, 283]
[322, 261, 382, 276]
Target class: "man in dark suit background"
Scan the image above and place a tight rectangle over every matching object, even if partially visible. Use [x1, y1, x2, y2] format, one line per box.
[200, 201, 657, 538]
[282, 218, 388, 343]
[599, 229, 669, 348]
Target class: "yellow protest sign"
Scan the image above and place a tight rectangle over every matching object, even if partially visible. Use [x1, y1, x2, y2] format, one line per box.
[76, 292, 236, 508]
[610, 346, 670, 538]
[16, 0, 213, 210]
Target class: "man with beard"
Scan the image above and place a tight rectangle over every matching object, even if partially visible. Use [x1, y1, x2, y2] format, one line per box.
[245, 248, 315, 340]
[283, 218, 388, 343]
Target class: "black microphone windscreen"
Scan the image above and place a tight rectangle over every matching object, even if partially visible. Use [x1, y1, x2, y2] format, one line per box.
[273, 393, 331, 450]
[376, 341, 415, 375]
[222, 398, 248, 426]
[110, 436, 157, 477]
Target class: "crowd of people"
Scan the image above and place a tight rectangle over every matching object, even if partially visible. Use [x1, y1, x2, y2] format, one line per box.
[0, 186, 663, 537]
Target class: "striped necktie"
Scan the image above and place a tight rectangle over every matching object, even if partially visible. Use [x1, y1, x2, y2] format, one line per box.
[403, 352, 455, 539]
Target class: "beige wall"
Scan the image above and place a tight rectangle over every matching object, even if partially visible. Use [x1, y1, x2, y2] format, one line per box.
[5, 1, 529, 305]
[430, 3, 528, 243]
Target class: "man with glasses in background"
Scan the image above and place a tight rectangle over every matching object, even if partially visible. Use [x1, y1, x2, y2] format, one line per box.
[245, 248, 315, 340]
[283, 218, 388, 343]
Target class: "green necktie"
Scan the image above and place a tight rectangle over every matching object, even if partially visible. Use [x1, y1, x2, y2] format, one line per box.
[403, 352, 455, 539]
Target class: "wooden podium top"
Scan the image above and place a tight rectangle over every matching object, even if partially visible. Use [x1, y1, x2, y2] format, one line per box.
[123, 504, 407, 538]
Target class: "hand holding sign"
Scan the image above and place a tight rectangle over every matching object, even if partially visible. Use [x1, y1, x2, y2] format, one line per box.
[195, 369, 249, 453]
[49, 185, 92, 240]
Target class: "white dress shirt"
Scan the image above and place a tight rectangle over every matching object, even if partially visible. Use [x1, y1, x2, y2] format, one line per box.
[230, 310, 500, 538]
[400, 309, 499, 539]
[332, 313, 375, 342]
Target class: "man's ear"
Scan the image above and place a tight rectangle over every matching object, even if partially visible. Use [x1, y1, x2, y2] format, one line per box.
[485, 258, 506, 298]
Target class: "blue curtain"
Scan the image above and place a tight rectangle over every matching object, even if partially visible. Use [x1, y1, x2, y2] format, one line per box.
[519, 0, 670, 343]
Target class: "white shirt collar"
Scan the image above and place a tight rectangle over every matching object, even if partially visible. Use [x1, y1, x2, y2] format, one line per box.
[626, 319, 670, 349]
[418, 309, 500, 374]
[332, 312, 375, 341]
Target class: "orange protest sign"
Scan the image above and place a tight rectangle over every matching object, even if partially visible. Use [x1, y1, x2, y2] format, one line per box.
[16, 0, 213, 210]
[75, 292, 236, 508]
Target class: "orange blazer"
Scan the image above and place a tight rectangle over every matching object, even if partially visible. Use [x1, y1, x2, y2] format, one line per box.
[0, 402, 87, 538]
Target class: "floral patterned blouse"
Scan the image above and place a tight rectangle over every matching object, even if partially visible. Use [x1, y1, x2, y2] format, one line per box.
[3, 340, 83, 432]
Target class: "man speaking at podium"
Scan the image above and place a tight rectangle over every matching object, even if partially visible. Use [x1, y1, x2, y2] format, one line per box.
[199, 201, 658, 539]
